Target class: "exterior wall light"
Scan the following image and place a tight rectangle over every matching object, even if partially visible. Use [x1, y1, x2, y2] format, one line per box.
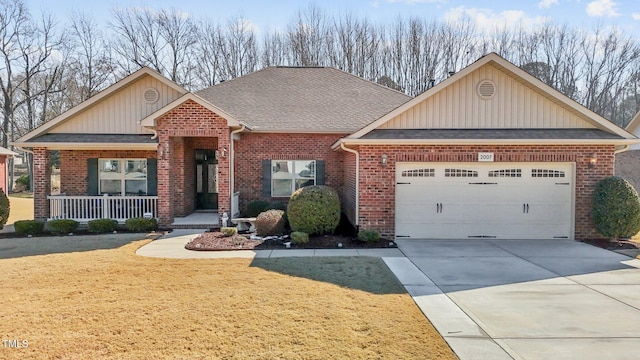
[381, 154, 388, 166]
[589, 153, 597, 168]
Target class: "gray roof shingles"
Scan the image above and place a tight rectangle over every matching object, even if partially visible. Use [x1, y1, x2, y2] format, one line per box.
[196, 67, 412, 132]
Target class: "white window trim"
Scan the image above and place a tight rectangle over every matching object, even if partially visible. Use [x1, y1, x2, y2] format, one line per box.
[99, 158, 147, 196]
[271, 160, 316, 197]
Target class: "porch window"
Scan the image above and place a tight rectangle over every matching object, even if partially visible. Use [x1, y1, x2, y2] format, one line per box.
[271, 160, 316, 197]
[99, 159, 147, 195]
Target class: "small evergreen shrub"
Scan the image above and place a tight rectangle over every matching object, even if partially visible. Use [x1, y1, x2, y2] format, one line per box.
[88, 219, 118, 233]
[255, 209, 287, 236]
[266, 202, 287, 211]
[15, 174, 30, 191]
[0, 189, 9, 230]
[358, 229, 381, 243]
[220, 227, 238, 236]
[592, 176, 640, 240]
[47, 219, 79, 235]
[125, 217, 158, 232]
[287, 185, 341, 236]
[246, 200, 270, 217]
[290, 231, 309, 244]
[14, 220, 45, 236]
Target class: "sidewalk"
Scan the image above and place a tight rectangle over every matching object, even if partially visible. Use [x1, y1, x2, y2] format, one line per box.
[135, 229, 405, 259]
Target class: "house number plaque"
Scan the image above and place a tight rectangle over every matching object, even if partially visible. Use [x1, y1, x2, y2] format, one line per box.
[478, 153, 494, 162]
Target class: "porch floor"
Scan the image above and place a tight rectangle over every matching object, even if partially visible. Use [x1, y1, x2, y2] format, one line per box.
[171, 211, 219, 229]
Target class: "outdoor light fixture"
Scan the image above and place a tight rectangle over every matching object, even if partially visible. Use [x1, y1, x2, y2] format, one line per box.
[589, 153, 597, 168]
[381, 154, 388, 166]
[216, 147, 228, 158]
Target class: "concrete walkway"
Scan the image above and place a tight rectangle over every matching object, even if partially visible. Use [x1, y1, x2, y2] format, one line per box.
[137, 231, 640, 359]
[135, 229, 405, 259]
[394, 239, 640, 360]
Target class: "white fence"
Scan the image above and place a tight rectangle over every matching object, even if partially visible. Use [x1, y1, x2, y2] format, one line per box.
[48, 195, 158, 222]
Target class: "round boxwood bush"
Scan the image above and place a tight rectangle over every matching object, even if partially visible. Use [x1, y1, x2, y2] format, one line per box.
[592, 176, 640, 240]
[255, 209, 287, 236]
[0, 189, 9, 230]
[47, 219, 79, 236]
[125, 217, 158, 232]
[88, 218, 118, 233]
[287, 185, 340, 236]
[358, 229, 381, 243]
[14, 220, 45, 236]
[220, 226, 238, 237]
[246, 200, 270, 217]
[290, 231, 309, 244]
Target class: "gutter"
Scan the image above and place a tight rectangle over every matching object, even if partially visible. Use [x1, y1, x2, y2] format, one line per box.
[340, 143, 359, 226]
[229, 125, 246, 217]
[614, 144, 630, 154]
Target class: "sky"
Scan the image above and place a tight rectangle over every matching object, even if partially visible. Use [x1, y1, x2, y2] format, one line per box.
[26, 0, 640, 37]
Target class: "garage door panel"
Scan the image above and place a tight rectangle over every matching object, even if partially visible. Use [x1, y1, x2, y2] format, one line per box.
[395, 162, 573, 240]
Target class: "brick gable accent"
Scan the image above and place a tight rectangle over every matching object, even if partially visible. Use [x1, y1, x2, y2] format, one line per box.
[155, 99, 231, 225]
[356, 144, 614, 240]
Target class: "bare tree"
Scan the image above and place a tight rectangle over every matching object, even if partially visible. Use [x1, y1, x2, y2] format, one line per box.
[287, 4, 329, 66]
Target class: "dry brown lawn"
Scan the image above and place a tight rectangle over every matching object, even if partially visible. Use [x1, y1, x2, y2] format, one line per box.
[0, 236, 455, 359]
[6, 195, 34, 225]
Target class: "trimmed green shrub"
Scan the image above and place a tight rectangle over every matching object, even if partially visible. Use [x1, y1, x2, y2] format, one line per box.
[47, 219, 79, 235]
[15, 174, 30, 191]
[592, 176, 640, 240]
[88, 219, 118, 233]
[125, 217, 158, 232]
[266, 202, 287, 211]
[255, 209, 287, 236]
[287, 185, 341, 236]
[358, 229, 381, 243]
[0, 189, 9, 230]
[220, 227, 238, 236]
[290, 231, 309, 244]
[14, 220, 45, 236]
[246, 200, 270, 217]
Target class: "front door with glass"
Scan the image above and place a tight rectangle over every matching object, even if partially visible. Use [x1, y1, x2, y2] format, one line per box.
[195, 150, 218, 210]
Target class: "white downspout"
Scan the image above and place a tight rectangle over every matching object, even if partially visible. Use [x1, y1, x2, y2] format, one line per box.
[229, 125, 245, 217]
[340, 142, 359, 226]
[614, 144, 630, 154]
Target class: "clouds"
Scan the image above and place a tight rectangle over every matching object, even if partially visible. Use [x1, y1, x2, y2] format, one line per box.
[444, 6, 550, 33]
[538, 0, 558, 9]
[586, 0, 620, 17]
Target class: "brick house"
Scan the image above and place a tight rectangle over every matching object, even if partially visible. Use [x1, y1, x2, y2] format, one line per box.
[0, 146, 16, 194]
[12, 53, 638, 240]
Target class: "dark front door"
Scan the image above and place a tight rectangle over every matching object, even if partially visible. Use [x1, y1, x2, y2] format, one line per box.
[195, 150, 218, 210]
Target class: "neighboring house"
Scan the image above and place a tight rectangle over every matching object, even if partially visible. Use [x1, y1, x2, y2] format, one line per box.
[616, 111, 640, 192]
[0, 146, 16, 193]
[12, 53, 638, 240]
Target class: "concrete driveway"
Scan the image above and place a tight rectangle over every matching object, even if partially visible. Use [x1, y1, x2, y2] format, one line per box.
[390, 239, 640, 360]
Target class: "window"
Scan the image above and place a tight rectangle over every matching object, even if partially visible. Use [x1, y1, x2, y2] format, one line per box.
[271, 160, 316, 197]
[488, 169, 522, 178]
[401, 168, 435, 177]
[532, 169, 565, 178]
[99, 159, 147, 195]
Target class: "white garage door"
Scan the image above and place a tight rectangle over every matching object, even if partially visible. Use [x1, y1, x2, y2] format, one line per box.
[395, 162, 574, 239]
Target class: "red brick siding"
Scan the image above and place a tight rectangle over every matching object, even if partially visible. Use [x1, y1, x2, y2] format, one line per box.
[233, 133, 346, 213]
[342, 151, 357, 226]
[0, 156, 6, 193]
[59, 150, 157, 196]
[155, 100, 230, 225]
[33, 148, 51, 220]
[357, 144, 615, 240]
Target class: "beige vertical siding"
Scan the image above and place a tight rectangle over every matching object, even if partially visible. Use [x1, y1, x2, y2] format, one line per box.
[380, 63, 596, 130]
[51, 75, 182, 134]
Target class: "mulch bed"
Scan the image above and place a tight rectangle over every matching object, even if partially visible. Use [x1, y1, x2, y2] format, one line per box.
[580, 238, 640, 251]
[185, 231, 396, 251]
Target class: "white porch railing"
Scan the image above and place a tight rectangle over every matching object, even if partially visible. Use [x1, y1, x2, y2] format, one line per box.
[232, 191, 240, 218]
[48, 195, 159, 223]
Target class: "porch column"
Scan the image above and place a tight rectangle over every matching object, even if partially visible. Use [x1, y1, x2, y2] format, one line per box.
[157, 135, 173, 225]
[33, 147, 51, 221]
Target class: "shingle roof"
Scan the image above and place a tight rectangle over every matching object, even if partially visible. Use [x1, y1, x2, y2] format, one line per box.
[361, 129, 624, 140]
[196, 67, 411, 132]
